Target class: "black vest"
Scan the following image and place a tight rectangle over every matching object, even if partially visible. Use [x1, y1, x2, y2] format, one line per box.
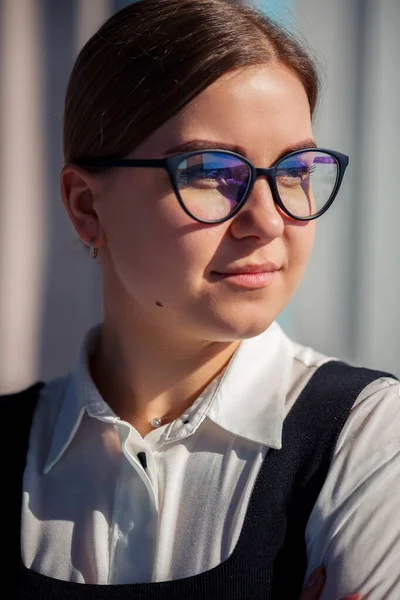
[3, 361, 395, 599]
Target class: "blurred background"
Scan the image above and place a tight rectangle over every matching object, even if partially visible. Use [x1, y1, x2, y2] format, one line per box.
[0, 0, 399, 394]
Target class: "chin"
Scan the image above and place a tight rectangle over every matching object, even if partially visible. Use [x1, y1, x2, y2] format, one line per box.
[206, 309, 278, 342]
[199, 277, 292, 338]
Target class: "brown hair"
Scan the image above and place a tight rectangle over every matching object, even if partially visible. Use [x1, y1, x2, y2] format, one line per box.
[63, 0, 320, 164]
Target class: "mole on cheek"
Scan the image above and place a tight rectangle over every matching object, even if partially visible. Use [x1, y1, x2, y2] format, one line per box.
[156, 301, 164, 308]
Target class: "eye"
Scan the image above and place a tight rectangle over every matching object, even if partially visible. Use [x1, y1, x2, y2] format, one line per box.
[203, 168, 229, 181]
[276, 162, 316, 186]
[280, 163, 315, 178]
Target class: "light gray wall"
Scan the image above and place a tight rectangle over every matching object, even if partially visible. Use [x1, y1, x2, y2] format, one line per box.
[289, 0, 400, 376]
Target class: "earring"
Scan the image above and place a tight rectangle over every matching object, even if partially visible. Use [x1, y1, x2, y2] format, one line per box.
[89, 237, 98, 260]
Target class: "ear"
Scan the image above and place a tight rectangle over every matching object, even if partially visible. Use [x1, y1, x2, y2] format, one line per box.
[60, 164, 106, 251]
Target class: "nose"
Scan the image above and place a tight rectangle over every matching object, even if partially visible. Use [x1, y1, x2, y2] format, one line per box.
[229, 176, 285, 242]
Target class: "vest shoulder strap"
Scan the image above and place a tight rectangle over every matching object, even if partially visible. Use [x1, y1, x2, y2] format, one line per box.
[265, 360, 397, 599]
[1, 381, 44, 583]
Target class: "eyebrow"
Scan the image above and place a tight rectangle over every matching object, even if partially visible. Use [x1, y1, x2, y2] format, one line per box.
[162, 138, 318, 160]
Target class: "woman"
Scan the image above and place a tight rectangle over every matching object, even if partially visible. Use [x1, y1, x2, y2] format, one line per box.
[4, 0, 399, 598]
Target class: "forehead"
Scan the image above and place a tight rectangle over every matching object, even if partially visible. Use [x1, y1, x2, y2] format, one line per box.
[136, 64, 313, 163]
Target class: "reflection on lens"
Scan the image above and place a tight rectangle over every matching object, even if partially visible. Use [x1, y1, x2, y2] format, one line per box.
[275, 150, 338, 217]
[177, 152, 251, 221]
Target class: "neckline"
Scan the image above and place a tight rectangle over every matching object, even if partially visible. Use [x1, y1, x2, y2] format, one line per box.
[19, 446, 273, 591]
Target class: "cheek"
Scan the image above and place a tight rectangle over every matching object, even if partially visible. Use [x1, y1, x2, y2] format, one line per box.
[99, 174, 171, 255]
[98, 180, 215, 296]
[286, 221, 315, 276]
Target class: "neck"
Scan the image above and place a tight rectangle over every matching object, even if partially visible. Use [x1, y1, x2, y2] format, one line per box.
[89, 305, 239, 437]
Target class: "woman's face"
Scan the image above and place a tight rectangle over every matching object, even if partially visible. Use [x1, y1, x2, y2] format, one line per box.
[93, 64, 316, 342]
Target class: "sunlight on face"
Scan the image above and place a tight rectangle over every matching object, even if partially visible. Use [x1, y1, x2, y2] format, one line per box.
[94, 63, 316, 342]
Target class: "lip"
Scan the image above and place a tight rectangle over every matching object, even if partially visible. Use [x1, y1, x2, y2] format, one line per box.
[214, 263, 280, 275]
[212, 264, 280, 289]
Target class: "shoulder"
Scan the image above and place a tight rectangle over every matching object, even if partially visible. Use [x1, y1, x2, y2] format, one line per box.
[0, 381, 45, 421]
[264, 324, 399, 417]
[334, 371, 400, 457]
[0, 381, 43, 401]
[284, 327, 398, 414]
[306, 363, 400, 525]
[279, 326, 400, 476]
[304, 371, 400, 598]
[0, 374, 72, 430]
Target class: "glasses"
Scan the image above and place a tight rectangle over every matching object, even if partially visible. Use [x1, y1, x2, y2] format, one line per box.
[77, 147, 349, 223]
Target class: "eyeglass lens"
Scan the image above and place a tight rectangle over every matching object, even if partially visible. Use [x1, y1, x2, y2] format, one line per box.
[176, 150, 339, 221]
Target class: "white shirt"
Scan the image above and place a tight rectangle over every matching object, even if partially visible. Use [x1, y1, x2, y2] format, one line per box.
[22, 322, 400, 599]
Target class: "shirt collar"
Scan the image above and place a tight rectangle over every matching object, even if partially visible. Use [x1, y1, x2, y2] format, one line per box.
[44, 324, 114, 474]
[44, 321, 293, 473]
[205, 321, 293, 449]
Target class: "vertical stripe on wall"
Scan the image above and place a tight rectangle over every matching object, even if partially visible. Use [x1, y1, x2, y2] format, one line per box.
[75, 0, 113, 52]
[0, 0, 47, 393]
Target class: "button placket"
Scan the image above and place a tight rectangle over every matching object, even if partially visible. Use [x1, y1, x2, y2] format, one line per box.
[117, 421, 159, 511]
[109, 457, 156, 584]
